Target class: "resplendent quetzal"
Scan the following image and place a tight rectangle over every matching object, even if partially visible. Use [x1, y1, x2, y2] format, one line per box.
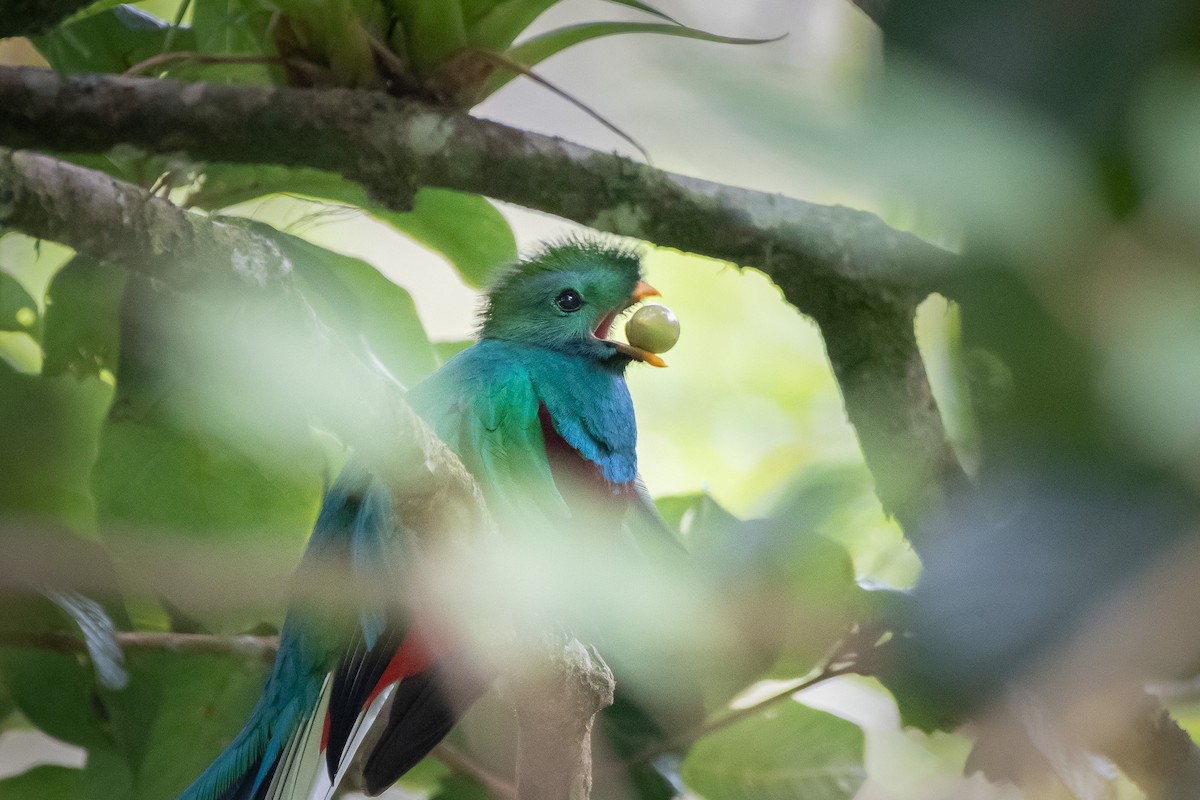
[179, 239, 674, 800]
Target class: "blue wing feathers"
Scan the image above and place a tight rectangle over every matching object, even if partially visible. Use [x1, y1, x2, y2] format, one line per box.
[178, 465, 399, 800]
[412, 340, 638, 486]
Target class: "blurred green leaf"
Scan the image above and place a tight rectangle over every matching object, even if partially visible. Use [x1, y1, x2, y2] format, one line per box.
[190, 165, 516, 286]
[652, 493, 702, 533]
[190, 0, 279, 83]
[0, 679, 12, 726]
[0, 273, 38, 334]
[405, 0, 469, 76]
[0, 649, 112, 751]
[0, 765, 85, 800]
[31, 6, 197, 74]
[258, 225, 439, 387]
[92, 418, 319, 542]
[466, 0, 559, 51]
[681, 701, 866, 800]
[42, 256, 127, 379]
[192, 0, 269, 52]
[466, 0, 680, 52]
[430, 773, 492, 800]
[434, 339, 474, 365]
[91, 415, 321, 631]
[670, 493, 860, 691]
[82, 745, 136, 800]
[0, 363, 112, 528]
[484, 21, 777, 97]
[595, 693, 679, 800]
[97, 650, 269, 799]
[396, 754, 452, 792]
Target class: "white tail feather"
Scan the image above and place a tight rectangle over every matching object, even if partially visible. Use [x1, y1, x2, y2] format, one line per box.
[310, 682, 398, 800]
[263, 676, 332, 800]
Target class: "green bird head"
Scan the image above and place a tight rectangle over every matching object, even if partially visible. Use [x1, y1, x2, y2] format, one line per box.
[480, 239, 665, 367]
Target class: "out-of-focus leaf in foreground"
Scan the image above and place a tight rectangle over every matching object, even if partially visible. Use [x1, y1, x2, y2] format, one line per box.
[42, 255, 126, 379]
[0, 272, 38, 335]
[681, 700, 866, 800]
[97, 650, 269, 800]
[0, 765, 85, 800]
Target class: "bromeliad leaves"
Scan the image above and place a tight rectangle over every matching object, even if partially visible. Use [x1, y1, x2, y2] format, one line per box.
[30, 1, 775, 108]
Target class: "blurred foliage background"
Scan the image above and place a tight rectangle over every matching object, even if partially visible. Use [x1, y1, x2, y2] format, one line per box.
[5, 0, 1200, 798]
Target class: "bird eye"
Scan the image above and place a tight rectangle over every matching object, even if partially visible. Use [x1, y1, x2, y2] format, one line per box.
[554, 289, 584, 313]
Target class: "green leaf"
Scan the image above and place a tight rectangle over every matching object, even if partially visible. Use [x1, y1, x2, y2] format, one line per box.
[458, 0, 505, 27]
[185, 0, 279, 83]
[390, 189, 514, 287]
[0, 679, 13, 726]
[433, 339, 474, 365]
[82, 745, 135, 800]
[484, 21, 779, 97]
[396, 755, 451, 793]
[189, 165, 516, 286]
[193, 0, 274, 52]
[466, 0, 558, 51]
[652, 492, 702, 533]
[31, 6, 198, 74]
[681, 701, 866, 800]
[92, 418, 320, 541]
[596, 693, 683, 800]
[0, 765, 85, 800]
[663, 493, 860, 695]
[403, 0, 469, 76]
[42, 256, 127, 379]
[0, 362, 113, 528]
[430, 774, 492, 800]
[92, 417, 321, 630]
[0, 649, 112, 751]
[98, 650, 269, 799]
[0, 272, 38, 333]
[256, 225, 440, 387]
[465, 0, 677, 52]
[603, 0, 679, 24]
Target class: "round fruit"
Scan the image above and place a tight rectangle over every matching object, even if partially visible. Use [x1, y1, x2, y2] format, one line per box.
[625, 304, 680, 354]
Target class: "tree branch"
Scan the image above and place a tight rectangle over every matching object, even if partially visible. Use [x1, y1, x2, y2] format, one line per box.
[812, 292, 969, 548]
[0, 67, 958, 310]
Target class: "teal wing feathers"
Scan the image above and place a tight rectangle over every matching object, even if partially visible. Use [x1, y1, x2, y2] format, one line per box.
[409, 340, 571, 531]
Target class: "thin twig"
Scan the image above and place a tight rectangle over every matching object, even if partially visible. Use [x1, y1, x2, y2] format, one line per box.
[123, 51, 289, 77]
[0, 630, 280, 661]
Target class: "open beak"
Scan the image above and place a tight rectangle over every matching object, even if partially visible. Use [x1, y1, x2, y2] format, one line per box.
[631, 281, 660, 302]
[599, 281, 668, 368]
